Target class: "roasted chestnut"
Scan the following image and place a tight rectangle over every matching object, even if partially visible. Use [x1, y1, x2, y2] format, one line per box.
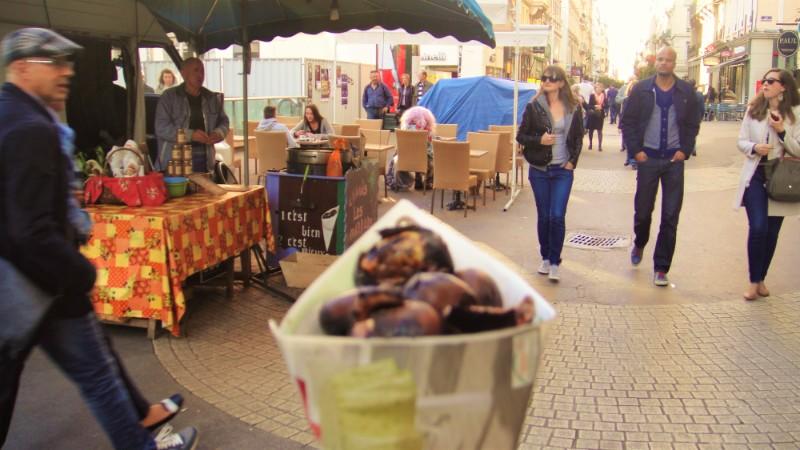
[444, 297, 535, 333]
[356, 225, 454, 287]
[455, 269, 503, 307]
[350, 300, 442, 337]
[402, 272, 477, 314]
[319, 286, 404, 335]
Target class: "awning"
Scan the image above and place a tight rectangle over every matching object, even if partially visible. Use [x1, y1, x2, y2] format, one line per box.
[715, 55, 748, 69]
[326, 27, 549, 48]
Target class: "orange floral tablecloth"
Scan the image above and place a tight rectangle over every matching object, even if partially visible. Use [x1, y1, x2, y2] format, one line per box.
[81, 187, 274, 336]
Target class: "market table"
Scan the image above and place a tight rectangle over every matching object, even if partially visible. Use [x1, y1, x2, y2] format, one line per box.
[81, 186, 275, 338]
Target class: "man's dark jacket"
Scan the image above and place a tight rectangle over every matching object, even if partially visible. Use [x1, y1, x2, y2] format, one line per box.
[620, 76, 702, 161]
[0, 83, 96, 317]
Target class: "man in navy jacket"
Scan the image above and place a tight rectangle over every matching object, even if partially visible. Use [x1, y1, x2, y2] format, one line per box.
[620, 47, 701, 287]
[0, 28, 196, 449]
[362, 69, 394, 120]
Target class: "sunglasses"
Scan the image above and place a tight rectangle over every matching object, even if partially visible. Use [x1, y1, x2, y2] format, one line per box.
[762, 78, 783, 86]
[541, 75, 562, 83]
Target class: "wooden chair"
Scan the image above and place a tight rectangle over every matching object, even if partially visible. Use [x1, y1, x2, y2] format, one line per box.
[395, 129, 430, 194]
[338, 124, 360, 136]
[356, 118, 383, 130]
[362, 129, 391, 146]
[276, 115, 301, 127]
[361, 129, 393, 198]
[253, 130, 288, 184]
[480, 130, 513, 196]
[436, 123, 458, 139]
[431, 140, 478, 217]
[245, 120, 259, 137]
[467, 132, 499, 205]
[328, 133, 366, 157]
[489, 124, 523, 187]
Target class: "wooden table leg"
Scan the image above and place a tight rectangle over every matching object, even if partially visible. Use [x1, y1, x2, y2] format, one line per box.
[226, 257, 235, 299]
[240, 248, 252, 288]
[147, 319, 157, 340]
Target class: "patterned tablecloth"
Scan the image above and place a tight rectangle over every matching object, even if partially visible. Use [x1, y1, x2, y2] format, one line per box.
[81, 187, 274, 336]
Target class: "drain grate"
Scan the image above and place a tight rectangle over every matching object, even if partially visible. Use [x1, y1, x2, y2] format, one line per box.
[565, 232, 630, 250]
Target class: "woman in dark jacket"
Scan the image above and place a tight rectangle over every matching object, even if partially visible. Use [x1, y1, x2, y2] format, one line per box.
[517, 65, 584, 282]
[586, 84, 606, 150]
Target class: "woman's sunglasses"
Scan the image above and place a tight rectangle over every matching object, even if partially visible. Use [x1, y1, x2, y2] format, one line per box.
[541, 75, 562, 83]
[762, 78, 783, 86]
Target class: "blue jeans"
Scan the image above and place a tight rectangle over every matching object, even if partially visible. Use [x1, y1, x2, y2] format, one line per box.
[743, 166, 784, 283]
[36, 313, 155, 449]
[529, 165, 574, 265]
[365, 107, 384, 120]
[633, 158, 684, 273]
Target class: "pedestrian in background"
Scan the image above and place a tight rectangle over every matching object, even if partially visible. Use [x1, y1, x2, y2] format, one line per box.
[606, 84, 619, 124]
[705, 85, 717, 120]
[362, 69, 393, 120]
[734, 68, 800, 301]
[413, 70, 433, 104]
[397, 73, 414, 119]
[0, 27, 196, 450]
[517, 65, 584, 282]
[586, 83, 606, 151]
[687, 79, 705, 156]
[156, 68, 176, 94]
[620, 46, 701, 286]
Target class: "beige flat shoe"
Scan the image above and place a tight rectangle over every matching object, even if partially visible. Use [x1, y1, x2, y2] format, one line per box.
[743, 291, 758, 301]
[757, 283, 770, 297]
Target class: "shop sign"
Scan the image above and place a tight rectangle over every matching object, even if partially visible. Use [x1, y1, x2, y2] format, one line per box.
[778, 31, 799, 57]
[704, 43, 716, 54]
[420, 45, 458, 66]
[732, 46, 746, 57]
[273, 174, 345, 255]
[720, 50, 732, 58]
[760, 16, 772, 21]
[702, 55, 720, 66]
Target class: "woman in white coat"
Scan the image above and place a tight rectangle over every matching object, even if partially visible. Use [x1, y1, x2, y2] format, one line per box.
[735, 68, 800, 300]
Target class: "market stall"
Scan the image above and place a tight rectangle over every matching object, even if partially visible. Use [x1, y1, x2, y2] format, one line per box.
[81, 187, 274, 338]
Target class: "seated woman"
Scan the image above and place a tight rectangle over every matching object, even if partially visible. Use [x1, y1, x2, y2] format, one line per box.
[291, 104, 333, 139]
[386, 106, 435, 191]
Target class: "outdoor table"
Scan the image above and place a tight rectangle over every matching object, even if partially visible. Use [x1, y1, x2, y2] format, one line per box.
[82, 186, 275, 338]
[296, 138, 329, 148]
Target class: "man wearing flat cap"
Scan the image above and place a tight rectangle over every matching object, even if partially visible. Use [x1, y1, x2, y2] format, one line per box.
[0, 28, 197, 450]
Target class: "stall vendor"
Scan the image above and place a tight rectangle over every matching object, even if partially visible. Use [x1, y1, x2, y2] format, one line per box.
[291, 104, 333, 139]
[155, 57, 229, 173]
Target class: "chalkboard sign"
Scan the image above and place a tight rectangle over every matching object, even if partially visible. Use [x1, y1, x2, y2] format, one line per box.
[345, 162, 379, 247]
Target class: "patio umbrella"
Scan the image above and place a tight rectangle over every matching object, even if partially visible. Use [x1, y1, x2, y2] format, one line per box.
[140, 0, 496, 184]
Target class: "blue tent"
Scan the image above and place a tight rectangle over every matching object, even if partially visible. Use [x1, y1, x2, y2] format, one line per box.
[417, 76, 537, 141]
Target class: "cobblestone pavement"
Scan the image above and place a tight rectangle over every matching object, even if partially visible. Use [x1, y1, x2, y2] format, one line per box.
[151, 121, 800, 449]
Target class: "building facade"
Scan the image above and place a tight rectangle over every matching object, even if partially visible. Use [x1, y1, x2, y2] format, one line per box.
[689, 0, 800, 103]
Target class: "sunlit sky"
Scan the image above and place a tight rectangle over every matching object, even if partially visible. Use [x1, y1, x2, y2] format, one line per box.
[595, 0, 675, 80]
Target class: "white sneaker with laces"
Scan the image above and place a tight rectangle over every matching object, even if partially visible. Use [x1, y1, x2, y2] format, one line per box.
[548, 264, 560, 282]
[537, 260, 550, 275]
[155, 424, 199, 450]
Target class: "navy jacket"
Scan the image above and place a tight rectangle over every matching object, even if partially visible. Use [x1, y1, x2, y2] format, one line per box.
[620, 76, 702, 160]
[0, 83, 96, 317]
[362, 82, 394, 110]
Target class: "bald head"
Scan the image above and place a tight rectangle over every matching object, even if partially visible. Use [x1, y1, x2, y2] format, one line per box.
[181, 57, 204, 94]
[655, 47, 677, 78]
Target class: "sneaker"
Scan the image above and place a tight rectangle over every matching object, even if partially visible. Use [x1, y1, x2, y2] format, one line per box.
[630, 245, 643, 266]
[653, 271, 669, 287]
[548, 264, 560, 282]
[155, 425, 198, 450]
[537, 260, 550, 275]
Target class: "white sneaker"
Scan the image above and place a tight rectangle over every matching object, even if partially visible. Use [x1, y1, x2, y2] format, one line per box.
[155, 425, 199, 450]
[537, 260, 550, 275]
[548, 264, 560, 282]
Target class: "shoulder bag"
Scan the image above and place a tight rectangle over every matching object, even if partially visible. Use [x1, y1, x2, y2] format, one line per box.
[764, 156, 800, 202]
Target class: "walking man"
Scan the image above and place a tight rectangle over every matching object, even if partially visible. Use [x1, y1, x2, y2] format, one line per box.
[607, 84, 619, 124]
[362, 69, 393, 120]
[620, 47, 701, 286]
[0, 28, 198, 449]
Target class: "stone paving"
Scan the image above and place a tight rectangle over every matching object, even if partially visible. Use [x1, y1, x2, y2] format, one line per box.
[151, 121, 800, 449]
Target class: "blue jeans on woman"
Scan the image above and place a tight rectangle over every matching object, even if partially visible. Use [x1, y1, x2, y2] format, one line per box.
[742, 166, 784, 283]
[529, 165, 574, 265]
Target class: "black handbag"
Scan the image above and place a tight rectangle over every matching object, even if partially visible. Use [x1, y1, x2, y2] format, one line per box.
[764, 157, 800, 202]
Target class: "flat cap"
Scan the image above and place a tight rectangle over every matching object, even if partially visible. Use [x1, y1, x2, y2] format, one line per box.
[2, 27, 82, 66]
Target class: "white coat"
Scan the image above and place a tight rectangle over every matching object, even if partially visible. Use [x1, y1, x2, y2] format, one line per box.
[735, 105, 800, 216]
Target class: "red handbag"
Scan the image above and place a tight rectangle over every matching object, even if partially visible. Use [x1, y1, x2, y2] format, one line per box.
[85, 172, 168, 207]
